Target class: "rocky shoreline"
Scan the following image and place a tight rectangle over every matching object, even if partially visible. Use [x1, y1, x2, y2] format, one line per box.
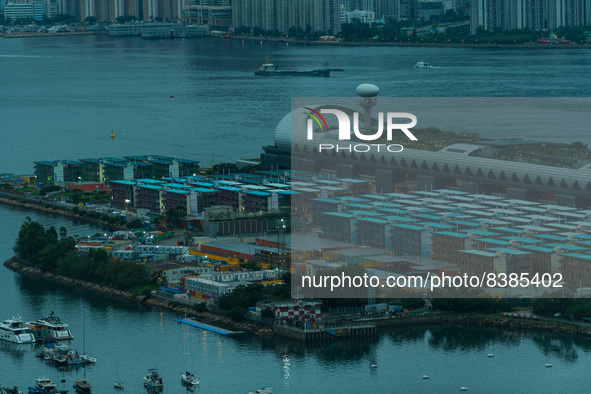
[0, 192, 127, 230]
[3, 256, 274, 337]
[441, 313, 591, 337]
[5, 254, 590, 339]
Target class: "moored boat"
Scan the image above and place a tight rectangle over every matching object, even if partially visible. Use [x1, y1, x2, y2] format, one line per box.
[0, 316, 36, 344]
[72, 379, 91, 393]
[181, 371, 199, 386]
[113, 382, 124, 390]
[28, 377, 68, 394]
[27, 312, 73, 341]
[0, 384, 23, 394]
[143, 369, 163, 388]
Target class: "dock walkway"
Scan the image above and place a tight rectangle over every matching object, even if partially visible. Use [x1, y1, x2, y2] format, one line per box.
[175, 317, 243, 335]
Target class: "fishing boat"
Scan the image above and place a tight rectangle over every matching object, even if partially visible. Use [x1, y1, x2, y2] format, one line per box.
[0, 316, 36, 344]
[72, 379, 91, 393]
[113, 382, 124, 390]
[143, 369, 163, 388]
[181, 371, 199, 387]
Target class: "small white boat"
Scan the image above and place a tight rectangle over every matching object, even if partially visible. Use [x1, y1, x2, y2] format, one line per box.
[113, 381, 124, 390]
[0, 316, 35, 344]
[370, 364, 378, 368]
[181, 371, 199, 386]
[546, 363, 553, 368]
[487, 353, 494, 358]
[414, 61, 432, 69]
[143, 369, 163, 388]
[423, 375, 430, 379]
[460, 387, 468, 392]
[80, 354, 97, 363]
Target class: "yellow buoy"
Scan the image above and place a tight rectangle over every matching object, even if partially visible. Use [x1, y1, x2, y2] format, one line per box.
[110, 129, 115, 139]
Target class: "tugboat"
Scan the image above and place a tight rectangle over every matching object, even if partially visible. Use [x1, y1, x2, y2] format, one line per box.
[143, 369, 163, 389]
[181, 371, 199, 387]
[254, 57, 342, 77]
[72, 379, 91, 393]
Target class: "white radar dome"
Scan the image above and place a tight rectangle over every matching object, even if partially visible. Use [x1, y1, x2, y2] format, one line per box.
[356, 83, 379, 97]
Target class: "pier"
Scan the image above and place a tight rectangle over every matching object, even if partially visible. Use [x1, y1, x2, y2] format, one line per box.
[273, 324, 377, 342]
[175, 317, 244, 335]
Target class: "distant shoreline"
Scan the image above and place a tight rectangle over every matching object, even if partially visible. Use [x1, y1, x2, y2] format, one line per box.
[0, 30, 108, 38]
[232, 35, 591, 49]
[2, 30, 588, 49]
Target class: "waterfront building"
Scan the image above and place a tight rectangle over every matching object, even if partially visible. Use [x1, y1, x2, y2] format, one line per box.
[34, 160, 82, 185]
[79, 159, 102, 182]
[458, 249, 500, 277]
[341, 9, 376, 24]
[136, 183, 163, 213]
[432, 231, 473, 263]
[516, 245, 558, 275]
[161, 188, 190, 214]
[390, 223, 432, 257]
[240, 190, 272, 212]
[184, 0, 232, 28]
[255, 300, 322, 322]
[184, 269, 282, 299]
[145, 260, 204, 284]
[232, 0, 341, 35]
[323, 247, 387, 264]
[110, 180, 136, 209]
[561, 253, 591, 288]
[139, 23, 209, 38]
[189, 187, 220, 214]
[64, 181, 110, 193]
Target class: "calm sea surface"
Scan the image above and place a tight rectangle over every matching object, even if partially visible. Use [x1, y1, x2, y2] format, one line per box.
[2, 35, 591, 393]
[1, 36, 591, 174]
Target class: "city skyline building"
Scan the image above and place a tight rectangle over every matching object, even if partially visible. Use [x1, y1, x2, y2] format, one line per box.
[470, 0, 591, 33]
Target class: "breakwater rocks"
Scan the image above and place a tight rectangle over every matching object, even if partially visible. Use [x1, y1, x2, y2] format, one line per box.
[0, 192, 126, 230]
[3, 256, 274, 337]
[442, 313, 591, 337]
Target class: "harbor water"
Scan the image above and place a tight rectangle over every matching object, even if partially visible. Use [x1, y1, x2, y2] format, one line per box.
[1, 36, 591, 174]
